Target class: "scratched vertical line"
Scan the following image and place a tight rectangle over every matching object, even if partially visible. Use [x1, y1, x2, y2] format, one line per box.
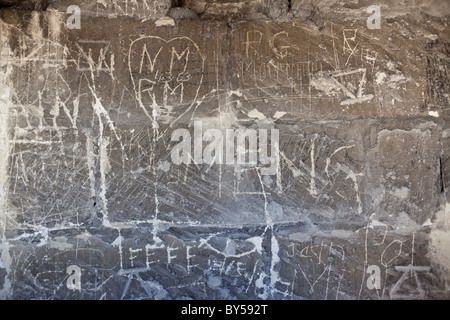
[0, 25, 13, 238]
[358, 225, 369, 299]
[215, 42, 223, 198]
[307, 50, 312, 112]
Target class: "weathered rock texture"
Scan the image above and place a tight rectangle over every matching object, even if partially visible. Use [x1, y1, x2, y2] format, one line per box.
[0, 0, 449, 300]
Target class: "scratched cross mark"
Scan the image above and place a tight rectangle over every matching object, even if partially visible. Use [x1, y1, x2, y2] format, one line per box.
[128, 36, 205, 124]
[343, 29, 358, 67]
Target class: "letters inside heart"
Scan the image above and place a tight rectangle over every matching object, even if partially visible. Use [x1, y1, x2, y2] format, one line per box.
[129, 36, 205, 124]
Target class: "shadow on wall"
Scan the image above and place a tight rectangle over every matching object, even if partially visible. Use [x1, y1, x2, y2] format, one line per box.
[0, 0, 50, 10]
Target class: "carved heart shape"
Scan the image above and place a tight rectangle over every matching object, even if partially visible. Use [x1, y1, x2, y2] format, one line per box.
[129, 36, 205, 124]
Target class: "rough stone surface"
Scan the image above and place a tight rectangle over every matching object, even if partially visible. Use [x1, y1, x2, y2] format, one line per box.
[0, 0, 449, 300]
[48, 0, 172, 19]
[168, 7, 199, 20]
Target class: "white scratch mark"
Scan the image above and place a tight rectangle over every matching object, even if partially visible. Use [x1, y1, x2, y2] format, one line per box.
[310, 138, 317, 197]
[0, 31, 13, 239]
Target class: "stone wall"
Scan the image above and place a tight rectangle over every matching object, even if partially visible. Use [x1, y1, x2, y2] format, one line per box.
[0, 0, 449, 300]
